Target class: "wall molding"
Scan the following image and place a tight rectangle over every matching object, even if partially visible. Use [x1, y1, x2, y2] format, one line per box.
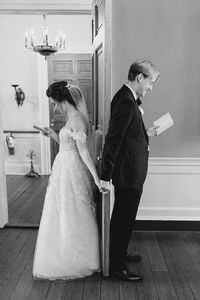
[5, 158, 41, 175]
[148, 157, 200, 174]
[0, 2, 92, 14]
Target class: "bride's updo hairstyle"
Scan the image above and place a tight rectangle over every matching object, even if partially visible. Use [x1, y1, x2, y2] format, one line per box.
[46, 80, 89, 122]
[46, 81, 76, 108]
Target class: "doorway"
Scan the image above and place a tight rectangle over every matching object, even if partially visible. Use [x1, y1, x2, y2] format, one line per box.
[0, 12, 93, 227]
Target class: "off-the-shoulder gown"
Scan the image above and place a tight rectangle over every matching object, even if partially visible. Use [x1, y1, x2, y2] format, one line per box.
[33, 126, 100, 280]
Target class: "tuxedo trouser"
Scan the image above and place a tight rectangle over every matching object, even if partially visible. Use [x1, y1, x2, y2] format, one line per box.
[109, 185, 143, 271]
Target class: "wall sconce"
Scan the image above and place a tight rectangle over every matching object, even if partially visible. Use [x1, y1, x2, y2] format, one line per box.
[11, 84, 25, 107]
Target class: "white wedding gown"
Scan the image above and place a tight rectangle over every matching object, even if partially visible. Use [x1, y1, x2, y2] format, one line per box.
[33, 126, 100, 280]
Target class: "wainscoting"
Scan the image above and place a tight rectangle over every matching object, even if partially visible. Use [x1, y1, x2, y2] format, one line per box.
[3, 131, 42, 175]
[4, 157, 200, 228]
[137, 157, 200, 221]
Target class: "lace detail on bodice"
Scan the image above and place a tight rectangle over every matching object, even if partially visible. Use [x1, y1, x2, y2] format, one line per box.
[59, 127, 87, 152]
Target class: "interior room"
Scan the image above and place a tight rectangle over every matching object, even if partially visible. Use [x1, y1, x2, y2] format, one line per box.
[0, 0, 200, 299]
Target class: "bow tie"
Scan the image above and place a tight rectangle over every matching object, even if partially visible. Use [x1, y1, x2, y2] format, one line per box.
[136, 98, 142, 106]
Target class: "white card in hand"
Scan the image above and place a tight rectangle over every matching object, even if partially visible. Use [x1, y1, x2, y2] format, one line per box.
[153, 112, 174, 135]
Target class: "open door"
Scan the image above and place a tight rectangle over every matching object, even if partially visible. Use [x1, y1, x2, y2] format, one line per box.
[92, 0, 112, 276]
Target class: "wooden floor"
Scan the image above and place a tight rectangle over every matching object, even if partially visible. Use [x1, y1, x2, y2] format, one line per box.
[0, 229, 200, 300]
[6, 175, 49, 226]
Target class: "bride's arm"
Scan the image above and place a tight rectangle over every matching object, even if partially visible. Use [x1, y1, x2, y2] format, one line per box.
[72, 117, 101, 191]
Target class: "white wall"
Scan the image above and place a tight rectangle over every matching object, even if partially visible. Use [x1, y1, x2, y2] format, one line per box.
[0, 88, 8, 226]
[112, 0, 200, 220]
[0, 14, 92, 174]
[112, 0, 200, 158]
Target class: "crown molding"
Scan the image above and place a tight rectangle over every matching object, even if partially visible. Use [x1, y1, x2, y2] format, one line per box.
[0, 2, 92, 14]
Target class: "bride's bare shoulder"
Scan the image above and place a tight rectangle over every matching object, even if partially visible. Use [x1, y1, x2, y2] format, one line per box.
[70, 112, 87, 132]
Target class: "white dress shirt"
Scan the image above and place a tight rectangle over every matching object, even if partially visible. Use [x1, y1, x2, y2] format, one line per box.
[125, 84, 144, 116]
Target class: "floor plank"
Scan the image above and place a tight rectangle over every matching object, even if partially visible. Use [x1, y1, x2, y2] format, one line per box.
[82, 273, 101, 300]
[45, 281, 66, 300]
[140, 232, 167, 272]
[0, 230, 32, 269]
[0, 229, 200, 299]
[131, 233, 159, 300]
[156, 232, 195, 300]
[100, 277, 120, 300]
[60, 279, 85, 300]
[153, 271, 178, 300]
[9, 269, 36, 300]
[0, 231, 37, 300]
[7, 175, 48, 226]
[26, 275, 50, 300]
[165, 232, 200, 299]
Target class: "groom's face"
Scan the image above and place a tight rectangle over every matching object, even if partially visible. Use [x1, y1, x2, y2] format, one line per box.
[137, 73, 157, 98]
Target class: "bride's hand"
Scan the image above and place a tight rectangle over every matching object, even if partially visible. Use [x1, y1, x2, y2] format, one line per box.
[94, 176, 102, 192]
[43, 127, 57, 139]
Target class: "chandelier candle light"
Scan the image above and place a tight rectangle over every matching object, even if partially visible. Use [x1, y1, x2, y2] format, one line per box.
[25, 15, 66, 58]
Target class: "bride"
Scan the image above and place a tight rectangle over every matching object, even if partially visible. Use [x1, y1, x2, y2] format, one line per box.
[33, 81, 101, 280]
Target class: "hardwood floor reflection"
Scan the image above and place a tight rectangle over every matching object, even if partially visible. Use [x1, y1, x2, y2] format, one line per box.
[6, 175, 49, 226]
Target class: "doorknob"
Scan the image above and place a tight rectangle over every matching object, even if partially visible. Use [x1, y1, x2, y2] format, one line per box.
[97, 150, 102, 162]
[97, 155, 102, 162]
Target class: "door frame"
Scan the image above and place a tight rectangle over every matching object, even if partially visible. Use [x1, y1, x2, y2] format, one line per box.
[91, 0, 112, 276]
[0, 5, 95, 227]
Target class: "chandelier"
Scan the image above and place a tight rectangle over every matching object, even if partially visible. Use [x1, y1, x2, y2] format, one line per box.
[25, 15, 66, 58]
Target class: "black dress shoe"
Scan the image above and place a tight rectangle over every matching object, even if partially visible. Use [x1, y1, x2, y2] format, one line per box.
[125, 254, 142, 262]
[110, 267, 143, 282]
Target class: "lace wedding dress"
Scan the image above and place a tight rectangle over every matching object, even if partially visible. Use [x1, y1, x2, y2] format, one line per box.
[33, 126, 100, 280]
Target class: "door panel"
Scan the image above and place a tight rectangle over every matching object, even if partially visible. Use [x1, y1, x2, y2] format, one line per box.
[94, 45, 104, 165]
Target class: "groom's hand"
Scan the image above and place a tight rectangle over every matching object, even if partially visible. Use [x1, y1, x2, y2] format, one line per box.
[100, 180, 111, 194]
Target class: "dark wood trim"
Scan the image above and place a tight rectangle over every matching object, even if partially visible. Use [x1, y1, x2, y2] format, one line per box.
[5, 220, 200, 231]
[5, 223, 39, 229]
[134, 220, 200, 231]
[3, 130, 39, 134]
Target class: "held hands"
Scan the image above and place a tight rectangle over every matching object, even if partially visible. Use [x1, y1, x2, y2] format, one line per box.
[94, 176, 102, 192]
[147, 125, 160, 137]
[94, 177, 111, 194]
[100, 180, 111, 194]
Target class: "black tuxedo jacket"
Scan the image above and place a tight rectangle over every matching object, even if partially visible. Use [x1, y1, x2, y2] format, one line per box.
[101, 85, 149, 189]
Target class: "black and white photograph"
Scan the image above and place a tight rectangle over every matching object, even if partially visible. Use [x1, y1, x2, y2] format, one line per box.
[0, 0, 200, 299]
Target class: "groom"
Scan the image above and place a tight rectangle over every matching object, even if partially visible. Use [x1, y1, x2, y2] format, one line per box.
[100, 59, 160, 282]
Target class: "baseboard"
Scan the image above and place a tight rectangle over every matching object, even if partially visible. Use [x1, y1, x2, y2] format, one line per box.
[4, 221, 200, 231]
[137, 207, 200, 221]
[5, 223, 39, 229]
[134, 220, 200, 231]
